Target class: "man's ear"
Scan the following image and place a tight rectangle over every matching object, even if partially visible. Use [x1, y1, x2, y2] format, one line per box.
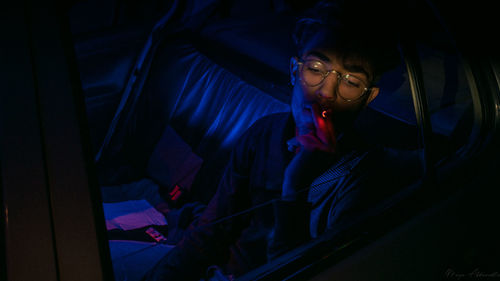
[290, 57, 299, 86]
[365, 87, 379, 106]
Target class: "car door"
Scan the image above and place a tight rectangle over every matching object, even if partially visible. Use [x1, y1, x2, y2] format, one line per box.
[1, 2, 113, 281]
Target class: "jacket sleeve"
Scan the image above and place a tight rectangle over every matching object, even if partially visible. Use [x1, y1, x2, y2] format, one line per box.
[142, 127, 256, 281]
[267, 199, 311, 260]
[267, 150, 336, 260]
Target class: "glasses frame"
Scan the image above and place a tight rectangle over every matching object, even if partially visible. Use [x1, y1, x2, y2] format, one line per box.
[297, 59, 372, 102]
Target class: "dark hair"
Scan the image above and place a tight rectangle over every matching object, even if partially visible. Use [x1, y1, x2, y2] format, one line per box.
[293, 0, 402, 83]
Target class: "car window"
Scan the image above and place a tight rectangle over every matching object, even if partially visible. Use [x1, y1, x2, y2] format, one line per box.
[65, 1, 449, 281]
[413, 7, 475, 171]
[16, 0, 491, 280]
[421, 46, 472, 139]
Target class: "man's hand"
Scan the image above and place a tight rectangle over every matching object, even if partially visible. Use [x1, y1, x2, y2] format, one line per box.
[282, 103, 337, 201]
[296, 103, 336, 153]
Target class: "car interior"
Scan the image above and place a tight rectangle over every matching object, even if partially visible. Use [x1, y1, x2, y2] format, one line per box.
[65, 0, 485, 280]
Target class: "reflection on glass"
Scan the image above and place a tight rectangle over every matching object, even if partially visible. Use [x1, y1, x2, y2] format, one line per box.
[418, 44, 474, 162]
[67, 1, 436, 281]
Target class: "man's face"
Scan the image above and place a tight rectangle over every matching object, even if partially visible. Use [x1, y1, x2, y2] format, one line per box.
[290, 32, 379, 136]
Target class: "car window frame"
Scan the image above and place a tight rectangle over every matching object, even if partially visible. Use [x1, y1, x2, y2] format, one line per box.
[1, 2, 114, 281]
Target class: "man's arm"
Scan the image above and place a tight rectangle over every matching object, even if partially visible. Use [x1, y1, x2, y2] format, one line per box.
[268, 149, 336, 259]
[268, 103, 338, 259]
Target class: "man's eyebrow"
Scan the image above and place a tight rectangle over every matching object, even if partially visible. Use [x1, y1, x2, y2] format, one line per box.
[343, 63, 370, 80]
[304, 51, 331, 62]
[305, 51, 372, 80]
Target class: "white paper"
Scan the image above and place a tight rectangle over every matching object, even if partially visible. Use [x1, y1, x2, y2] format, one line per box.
[103, 199, 167, 231]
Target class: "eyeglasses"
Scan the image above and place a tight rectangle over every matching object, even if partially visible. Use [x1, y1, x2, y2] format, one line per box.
[298, 59, 372, 102]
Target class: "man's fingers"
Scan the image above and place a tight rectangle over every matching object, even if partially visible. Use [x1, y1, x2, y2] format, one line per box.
[297, 134, 322, 151]
[311, 103, 336, 147]
[297, 134, 334, 153]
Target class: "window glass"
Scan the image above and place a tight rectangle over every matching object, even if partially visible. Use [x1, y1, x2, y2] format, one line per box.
[67, 1, 427, 281]
[416, 17, 474, 164]
[365, 63, 419, 148]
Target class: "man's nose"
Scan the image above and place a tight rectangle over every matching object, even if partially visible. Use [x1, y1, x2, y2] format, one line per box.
[316, 71, 339, 100]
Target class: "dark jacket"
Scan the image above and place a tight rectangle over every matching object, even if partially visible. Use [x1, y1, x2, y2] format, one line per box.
[142, 112, 420, 281]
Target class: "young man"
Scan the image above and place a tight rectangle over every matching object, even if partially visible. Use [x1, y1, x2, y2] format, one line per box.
[143, 1, 403, 280]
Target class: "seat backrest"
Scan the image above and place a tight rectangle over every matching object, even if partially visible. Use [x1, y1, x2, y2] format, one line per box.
[96, 39, 290, 199]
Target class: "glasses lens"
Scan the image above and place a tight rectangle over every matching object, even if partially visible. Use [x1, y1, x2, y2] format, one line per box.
[300, 60, 369, 101]
[339, 74, 367, 100]
[301, 60, 326, 86]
